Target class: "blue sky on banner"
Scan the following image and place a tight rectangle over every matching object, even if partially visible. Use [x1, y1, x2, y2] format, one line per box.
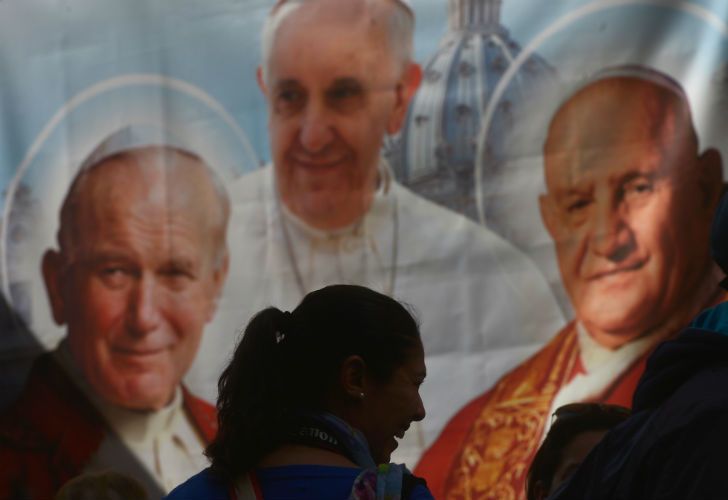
[0, 0, 727, 203]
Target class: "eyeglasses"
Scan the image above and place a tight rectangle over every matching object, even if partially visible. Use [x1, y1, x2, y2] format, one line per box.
[551, 403, 631, 426]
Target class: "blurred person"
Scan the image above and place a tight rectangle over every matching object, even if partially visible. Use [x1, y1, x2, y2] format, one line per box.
[525, 403, 630, 500]
[167, 284, 433, 499]
[550, 192, 728, 499]
[416, 66, 726, 499]
[193, 0, 564, 465]
[54, 470, 148, 500]
[0, 127, 230, 499]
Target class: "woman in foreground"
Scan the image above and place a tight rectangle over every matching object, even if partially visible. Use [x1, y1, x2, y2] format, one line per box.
[166, 284, 432, 499]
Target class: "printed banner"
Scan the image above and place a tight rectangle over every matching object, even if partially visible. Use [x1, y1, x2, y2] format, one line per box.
[1, 0, 726, 498]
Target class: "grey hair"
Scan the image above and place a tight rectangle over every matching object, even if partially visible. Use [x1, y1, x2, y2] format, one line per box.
[57, 146, 231, 271]
[259, 0, 415, 84]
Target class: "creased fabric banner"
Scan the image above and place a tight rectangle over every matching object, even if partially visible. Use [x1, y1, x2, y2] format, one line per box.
[0, 0, 727, 499]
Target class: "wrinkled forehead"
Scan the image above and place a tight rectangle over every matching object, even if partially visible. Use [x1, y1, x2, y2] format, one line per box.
[543, 79, 693, 187]
[71, 149, 224, 230]
[548, 79, 687, 152]
[60, 153, 226, 266]
[270, 0, 399, 62]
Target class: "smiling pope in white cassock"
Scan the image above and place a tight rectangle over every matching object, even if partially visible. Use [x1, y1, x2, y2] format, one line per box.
[190, 161, 565, 466]
[187, 0, 565, 467]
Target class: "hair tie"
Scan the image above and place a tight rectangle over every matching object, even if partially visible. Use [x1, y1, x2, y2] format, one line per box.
[275, 310, 294, 344]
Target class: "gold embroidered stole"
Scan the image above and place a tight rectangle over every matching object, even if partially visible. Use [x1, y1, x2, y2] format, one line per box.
[444, 323, 579, 500]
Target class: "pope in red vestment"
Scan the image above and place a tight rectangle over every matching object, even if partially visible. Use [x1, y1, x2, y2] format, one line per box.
[0, 353, 217, 500]
[0, 131, 231, 499]
[415, 67, 727, 499]
[416, 295, 725, 499]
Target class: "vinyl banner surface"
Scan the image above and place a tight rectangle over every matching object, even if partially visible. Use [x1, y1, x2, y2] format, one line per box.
[1, 0, 727, 499]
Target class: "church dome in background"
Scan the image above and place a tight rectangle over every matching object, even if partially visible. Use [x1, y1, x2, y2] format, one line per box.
[388, 0, 558, 222]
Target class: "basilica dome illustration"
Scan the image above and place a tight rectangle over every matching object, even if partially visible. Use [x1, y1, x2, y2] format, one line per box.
[388, 0, 559, 223]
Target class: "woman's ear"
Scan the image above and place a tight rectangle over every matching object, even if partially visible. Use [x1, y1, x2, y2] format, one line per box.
[339, 355, 367, 400]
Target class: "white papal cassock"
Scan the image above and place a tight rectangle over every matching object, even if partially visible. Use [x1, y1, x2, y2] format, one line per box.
[187, 163, 565, 466]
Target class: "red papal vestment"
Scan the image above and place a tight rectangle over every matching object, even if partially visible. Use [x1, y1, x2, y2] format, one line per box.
[416, 288, 728, 500]
[0, 353, 217, 500]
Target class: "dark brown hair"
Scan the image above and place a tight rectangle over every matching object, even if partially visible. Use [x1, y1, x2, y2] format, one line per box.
[205, 284, 421, 480]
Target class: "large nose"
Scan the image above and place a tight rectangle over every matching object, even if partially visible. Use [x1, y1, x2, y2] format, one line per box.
[590, 198, 636, 262]
[127, 275, 162, 336]
[299, 100, 334, 154]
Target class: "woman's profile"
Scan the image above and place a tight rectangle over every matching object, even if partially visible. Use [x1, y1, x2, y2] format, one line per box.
[166, 284, 432, 499]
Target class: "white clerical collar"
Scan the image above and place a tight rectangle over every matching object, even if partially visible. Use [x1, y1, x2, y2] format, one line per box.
[54, 340, 185, 445]
[544, 268, 724, 443]
[280, 200, 365, 241]
[270, 159, 398, 297]
[575, 321, 659, 374]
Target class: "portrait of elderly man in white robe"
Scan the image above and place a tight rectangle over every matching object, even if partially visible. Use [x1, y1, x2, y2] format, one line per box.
[189, 0, 565, 465]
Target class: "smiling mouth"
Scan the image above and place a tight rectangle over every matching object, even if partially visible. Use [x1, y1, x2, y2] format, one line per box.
[587, 259, 646, 281]
[292, 157, 347, 169]
[112, 346, 168, 357]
